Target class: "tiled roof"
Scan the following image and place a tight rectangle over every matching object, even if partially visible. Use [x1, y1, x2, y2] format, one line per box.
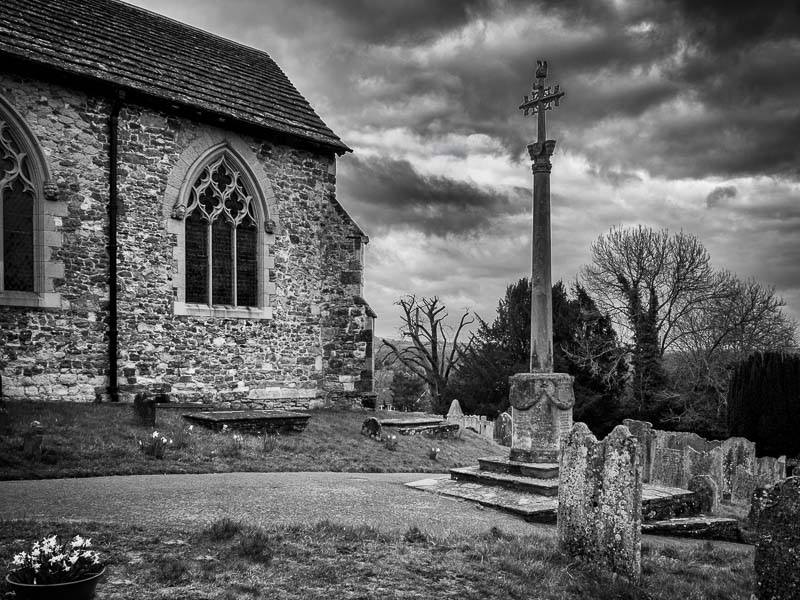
[0, 0, 350, 154]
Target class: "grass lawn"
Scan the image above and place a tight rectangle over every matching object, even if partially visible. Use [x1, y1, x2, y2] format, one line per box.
[0, 518, 754, 599]
[0, 401, 504, 480]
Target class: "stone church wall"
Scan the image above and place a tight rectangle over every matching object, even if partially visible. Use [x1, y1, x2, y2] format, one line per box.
[0, 71, 372, 408]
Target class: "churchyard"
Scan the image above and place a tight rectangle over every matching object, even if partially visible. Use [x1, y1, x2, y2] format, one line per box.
[0, 401, 500, 480]
[0, 400, 757, 599]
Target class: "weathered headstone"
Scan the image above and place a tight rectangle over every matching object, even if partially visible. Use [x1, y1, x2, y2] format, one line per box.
[756, 455, 786, 487]
[623, 419, 655, 483]
[558, 423, 642, 583]
[755, 477, 800, 599]
[688, 474, 720, 514]
[134, 392, 156, 426]
[651, 447, 683, 488]
[446, 399, 464, 419]
[685, 445, 724, 496]
[22, 420, 44, 460]
[722, 437, 756, 499]
[732, 465, 760, 505]
[494, 411, 512, 447]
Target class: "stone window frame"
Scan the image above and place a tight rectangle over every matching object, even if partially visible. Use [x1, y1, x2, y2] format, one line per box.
[0, 93, 64, 309]
[166, 134, 278, 319]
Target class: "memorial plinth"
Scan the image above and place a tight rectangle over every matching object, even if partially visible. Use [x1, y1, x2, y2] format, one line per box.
[509, 372, 574, 463]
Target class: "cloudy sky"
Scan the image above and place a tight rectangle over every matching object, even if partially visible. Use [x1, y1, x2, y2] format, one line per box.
[129, 0, 800, 337]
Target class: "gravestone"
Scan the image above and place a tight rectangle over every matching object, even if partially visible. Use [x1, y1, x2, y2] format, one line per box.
[446, 399, 464, 419]
[494, 411, 512, 447]
[722, 437, 756, 499]
[652, 447, 683, 488]
[558, 423, 642, 583]
[134, 392, 156, 426]
[688, 474, 719, 514]
[732, 465, 760, 505]
[755, 477, 800, 599]
[623, 419, 655, 483]
[756, 455, 786, 486]
[22, 420, 44, 460]
[685, 445, 724, 496]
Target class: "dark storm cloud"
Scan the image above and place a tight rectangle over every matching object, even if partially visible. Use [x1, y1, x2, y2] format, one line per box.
[337, 155, 526, 237]
[706, 186, 737, 209]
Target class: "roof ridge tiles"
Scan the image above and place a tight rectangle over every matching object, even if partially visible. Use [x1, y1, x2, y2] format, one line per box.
[0, 0, 350, 153]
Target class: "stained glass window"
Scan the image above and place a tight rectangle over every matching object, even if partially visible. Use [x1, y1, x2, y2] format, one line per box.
[184, 155, 259, 307]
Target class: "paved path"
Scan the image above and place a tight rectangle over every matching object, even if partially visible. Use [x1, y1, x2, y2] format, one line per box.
[0, 472, 755, 551]
[0, 472, 551, 537]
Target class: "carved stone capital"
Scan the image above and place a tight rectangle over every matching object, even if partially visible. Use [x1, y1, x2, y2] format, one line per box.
[43, 180, 59, 201]
[527, 139, 556, 161]
[171, 203, 186, 220]
[531, 160, 552, 174]
[509, 372, 575, 411]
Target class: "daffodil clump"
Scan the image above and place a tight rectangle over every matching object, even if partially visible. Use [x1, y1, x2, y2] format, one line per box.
[9, 535, 103, 585]
[138, 430, 173, 459]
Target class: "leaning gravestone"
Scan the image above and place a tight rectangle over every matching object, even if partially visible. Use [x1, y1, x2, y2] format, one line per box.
[755, 477, 800, 599]
[558, 423, 642, 583]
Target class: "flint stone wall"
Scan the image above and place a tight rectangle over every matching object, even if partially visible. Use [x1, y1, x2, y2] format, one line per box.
[558, 423, 642, 583]
[0, 73, 372, 408]
[755, 477, 800, 600]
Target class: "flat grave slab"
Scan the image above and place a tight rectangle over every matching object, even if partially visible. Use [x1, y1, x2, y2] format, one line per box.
[182, 410, 310, 434]
[380, 416, 445, 428]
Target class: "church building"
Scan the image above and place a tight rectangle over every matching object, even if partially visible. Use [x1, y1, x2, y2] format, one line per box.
[0, 0, 375, 407]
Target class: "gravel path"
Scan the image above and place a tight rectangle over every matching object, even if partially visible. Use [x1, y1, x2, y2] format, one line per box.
[0, 472, 552, 537]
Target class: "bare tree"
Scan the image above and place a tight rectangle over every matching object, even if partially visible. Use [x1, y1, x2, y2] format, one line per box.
[583, 226, 717, 354]
[667, 271, 797, 424]
[382, 295, 474, 414]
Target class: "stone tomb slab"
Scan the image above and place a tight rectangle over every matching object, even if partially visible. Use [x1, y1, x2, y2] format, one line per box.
[182, 410, 310, 434]
[380, 416, 445, 428]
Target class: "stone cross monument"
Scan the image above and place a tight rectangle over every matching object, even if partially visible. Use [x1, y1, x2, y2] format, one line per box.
[508, 60, 575, 464]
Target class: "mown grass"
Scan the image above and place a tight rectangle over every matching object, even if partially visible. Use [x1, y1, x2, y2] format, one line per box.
[0, 401, 504, 480]
[0, 518, 754, 599]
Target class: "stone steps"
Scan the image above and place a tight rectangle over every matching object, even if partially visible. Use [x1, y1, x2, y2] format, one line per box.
[477, 456, 559, 480]
[450, 466, 560, 497]
[407, 475, 741, 540]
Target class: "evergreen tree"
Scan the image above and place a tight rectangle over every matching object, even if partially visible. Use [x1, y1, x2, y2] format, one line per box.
[728, 351, 800, 457]
[451, 279, 627, 435]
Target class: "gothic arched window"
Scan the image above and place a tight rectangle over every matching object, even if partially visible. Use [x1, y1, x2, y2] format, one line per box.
[0, 119, 35, 292]
[184, 154, 259, 308]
